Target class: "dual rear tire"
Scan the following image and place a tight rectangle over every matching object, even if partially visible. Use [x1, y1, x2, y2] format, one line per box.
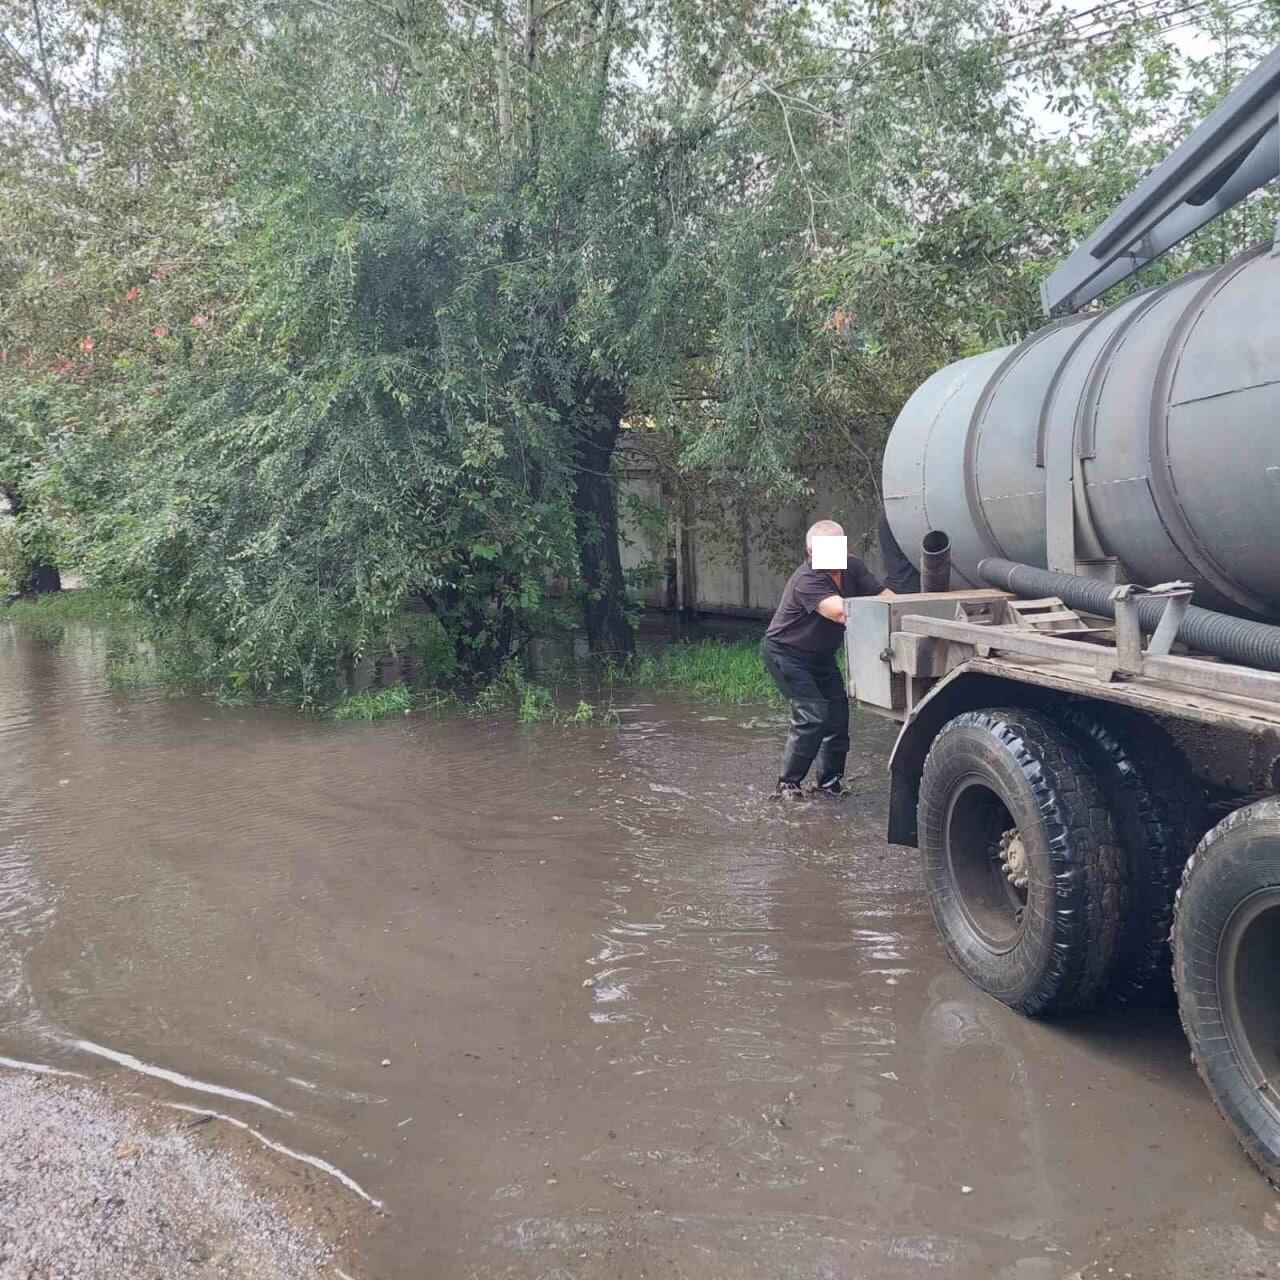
[918, 707, 1124, 1015]
[918, 705, 1193, 1015]
[918, 705, 1280, 1183]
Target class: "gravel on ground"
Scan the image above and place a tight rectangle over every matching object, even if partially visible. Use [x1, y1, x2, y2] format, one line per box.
[0, 1072, 348, 1280]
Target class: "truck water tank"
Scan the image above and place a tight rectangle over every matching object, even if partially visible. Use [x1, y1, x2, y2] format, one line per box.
[882, 244, 1280, 619]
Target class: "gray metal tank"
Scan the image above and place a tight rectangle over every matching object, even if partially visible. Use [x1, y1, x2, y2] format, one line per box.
[883, 244, 1280, 618]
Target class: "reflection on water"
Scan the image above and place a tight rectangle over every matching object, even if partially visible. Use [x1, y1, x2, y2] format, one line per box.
[1, 622, 1278, 1280]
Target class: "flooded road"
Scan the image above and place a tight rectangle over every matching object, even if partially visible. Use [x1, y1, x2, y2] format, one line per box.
[2, 625, 1279, 1279]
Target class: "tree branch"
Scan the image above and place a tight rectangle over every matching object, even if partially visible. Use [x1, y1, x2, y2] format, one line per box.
[29, 0, 68, 160]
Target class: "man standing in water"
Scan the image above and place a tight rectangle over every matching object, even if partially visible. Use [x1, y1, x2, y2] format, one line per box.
[762, 520, 891, 799]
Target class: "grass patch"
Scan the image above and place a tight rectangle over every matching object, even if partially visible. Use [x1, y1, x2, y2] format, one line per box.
[3, 589, 210, 692]
[1, 587, 141, 632]
[104, 650, 162, 690]
[332, 682, 415, 722]
[471, 661, 618, 725]
[330, 671, 619, 727]
[563, 698, 619, 726]
[613, 638, 784, 706]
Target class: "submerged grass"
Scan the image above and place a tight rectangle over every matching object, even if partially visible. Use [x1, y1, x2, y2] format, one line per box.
[614, 637, 784, 707]
[329, 637, 787, 724]
[332, 682, 416, 722]
[470, 660, 618, 725]
[4, 590, 213, 693]
[329, 676, 619, 726]
[4, 592, 789, 723]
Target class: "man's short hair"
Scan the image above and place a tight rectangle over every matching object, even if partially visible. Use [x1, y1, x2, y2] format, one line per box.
[805, 519, 844, 552]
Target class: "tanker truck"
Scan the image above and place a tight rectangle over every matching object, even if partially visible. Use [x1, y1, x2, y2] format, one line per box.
[853, 42, 1280, 1184]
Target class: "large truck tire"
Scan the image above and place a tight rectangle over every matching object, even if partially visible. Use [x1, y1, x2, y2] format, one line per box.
[918, 708, 1125, 1017]
[1055, 706, 1200, 1006]
[1173, 798, 1280, 1186]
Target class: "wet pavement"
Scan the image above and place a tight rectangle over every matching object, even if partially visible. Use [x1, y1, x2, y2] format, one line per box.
[2, 624, 1279, 1279]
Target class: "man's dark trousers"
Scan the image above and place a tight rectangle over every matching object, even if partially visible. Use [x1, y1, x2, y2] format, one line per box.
[761, 636, 850, 788]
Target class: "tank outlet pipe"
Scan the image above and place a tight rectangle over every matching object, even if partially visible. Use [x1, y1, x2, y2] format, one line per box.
[920, 530, 952, 593]
[977, 558, 1280, 674]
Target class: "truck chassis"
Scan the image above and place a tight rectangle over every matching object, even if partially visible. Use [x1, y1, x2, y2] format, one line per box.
[847, 585, 1280, 1185]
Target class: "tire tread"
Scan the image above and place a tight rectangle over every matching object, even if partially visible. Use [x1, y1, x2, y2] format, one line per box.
[919, 707, 1125, 1017]
[1174, 797, 1280, 1188]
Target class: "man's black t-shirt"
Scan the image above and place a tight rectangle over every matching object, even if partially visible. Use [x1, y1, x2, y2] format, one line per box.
[766, 557, 884, 657]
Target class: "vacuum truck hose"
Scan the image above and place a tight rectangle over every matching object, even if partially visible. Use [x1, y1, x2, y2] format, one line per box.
[920, 530, 952, 593]
[976, 558, 1280, 674]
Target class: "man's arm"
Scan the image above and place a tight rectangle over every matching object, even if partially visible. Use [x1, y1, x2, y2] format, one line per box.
[816, 594, 846, 622]
[817, 587, 894, 622]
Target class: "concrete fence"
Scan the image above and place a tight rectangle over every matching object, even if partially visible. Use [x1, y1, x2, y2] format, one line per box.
[616, 467, 885, 619]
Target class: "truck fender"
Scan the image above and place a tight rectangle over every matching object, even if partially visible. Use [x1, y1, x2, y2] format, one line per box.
[886, 670, 1061, 846]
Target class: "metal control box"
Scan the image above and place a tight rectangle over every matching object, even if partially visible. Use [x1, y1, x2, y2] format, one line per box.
[844, 591, 1007, 712]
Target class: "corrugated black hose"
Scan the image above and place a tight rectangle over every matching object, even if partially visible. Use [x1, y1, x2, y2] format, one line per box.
[977, 558, 1280, 674]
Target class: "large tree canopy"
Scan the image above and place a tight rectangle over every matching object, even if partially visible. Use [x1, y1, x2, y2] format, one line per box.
[2, 0, 1278, 691]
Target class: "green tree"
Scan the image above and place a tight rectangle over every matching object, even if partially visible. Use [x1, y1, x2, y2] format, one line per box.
[3, 0, 1278, 680]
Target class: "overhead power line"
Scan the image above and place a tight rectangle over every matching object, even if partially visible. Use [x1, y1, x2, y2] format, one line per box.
[998, 0, 1185, 60]
[1001, 0, 1260, 67]
[1006, 0, 1255, 57]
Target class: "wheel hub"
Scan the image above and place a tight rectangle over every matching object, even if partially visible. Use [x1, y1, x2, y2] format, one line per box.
[997, 828, 1028, 890]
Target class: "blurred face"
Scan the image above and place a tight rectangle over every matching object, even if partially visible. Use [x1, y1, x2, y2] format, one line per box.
[809, 534, 847, 570]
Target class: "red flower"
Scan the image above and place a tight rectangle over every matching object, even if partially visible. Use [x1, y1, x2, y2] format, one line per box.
[152, 325, 168, 338]
[79, 336, 95, 354]
[191, 313, 207, 327]
[125, 287, 142, 302]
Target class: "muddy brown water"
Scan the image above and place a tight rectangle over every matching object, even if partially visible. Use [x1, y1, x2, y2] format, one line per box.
[2, 624, 1279, 1279]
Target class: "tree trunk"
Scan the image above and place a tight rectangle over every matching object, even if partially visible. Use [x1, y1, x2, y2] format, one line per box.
[19, 562, 61, 596]
[523, 0, 541, 158]
[494, 2, 514, 171]
[570, 385, 634, 660]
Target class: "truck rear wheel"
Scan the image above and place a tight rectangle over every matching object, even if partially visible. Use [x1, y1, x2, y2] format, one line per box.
[918, 708, 1124, 1017]
[1174, 798, 1280, 1186]
[1055, 706, 1199, 1006]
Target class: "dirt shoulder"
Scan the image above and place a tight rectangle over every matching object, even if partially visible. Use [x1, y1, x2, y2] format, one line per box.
[0, 1071, 367, 1279]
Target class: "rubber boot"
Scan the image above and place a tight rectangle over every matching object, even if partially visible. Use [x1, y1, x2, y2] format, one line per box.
[779, 699, 828, 785]
[813, 694, 850, 793]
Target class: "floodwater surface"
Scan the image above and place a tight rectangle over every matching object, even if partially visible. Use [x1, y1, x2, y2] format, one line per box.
[2, 624, 1279, 1279]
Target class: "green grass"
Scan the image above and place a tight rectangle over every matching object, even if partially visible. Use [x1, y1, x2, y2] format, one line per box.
[0, 587, 141, 631]
[332, 682, 415, 722]
[329, 674, 620, 726]
[615, 638, 785, 706]
[469, 661, 619, 725]
[2, 589, 195, 684]
[104, 650, 161, 690]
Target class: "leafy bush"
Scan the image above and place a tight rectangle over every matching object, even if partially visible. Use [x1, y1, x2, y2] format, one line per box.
[389, 611, 456, 686]
[517, 682, 556, 724]
[0, 519, 27, 595]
